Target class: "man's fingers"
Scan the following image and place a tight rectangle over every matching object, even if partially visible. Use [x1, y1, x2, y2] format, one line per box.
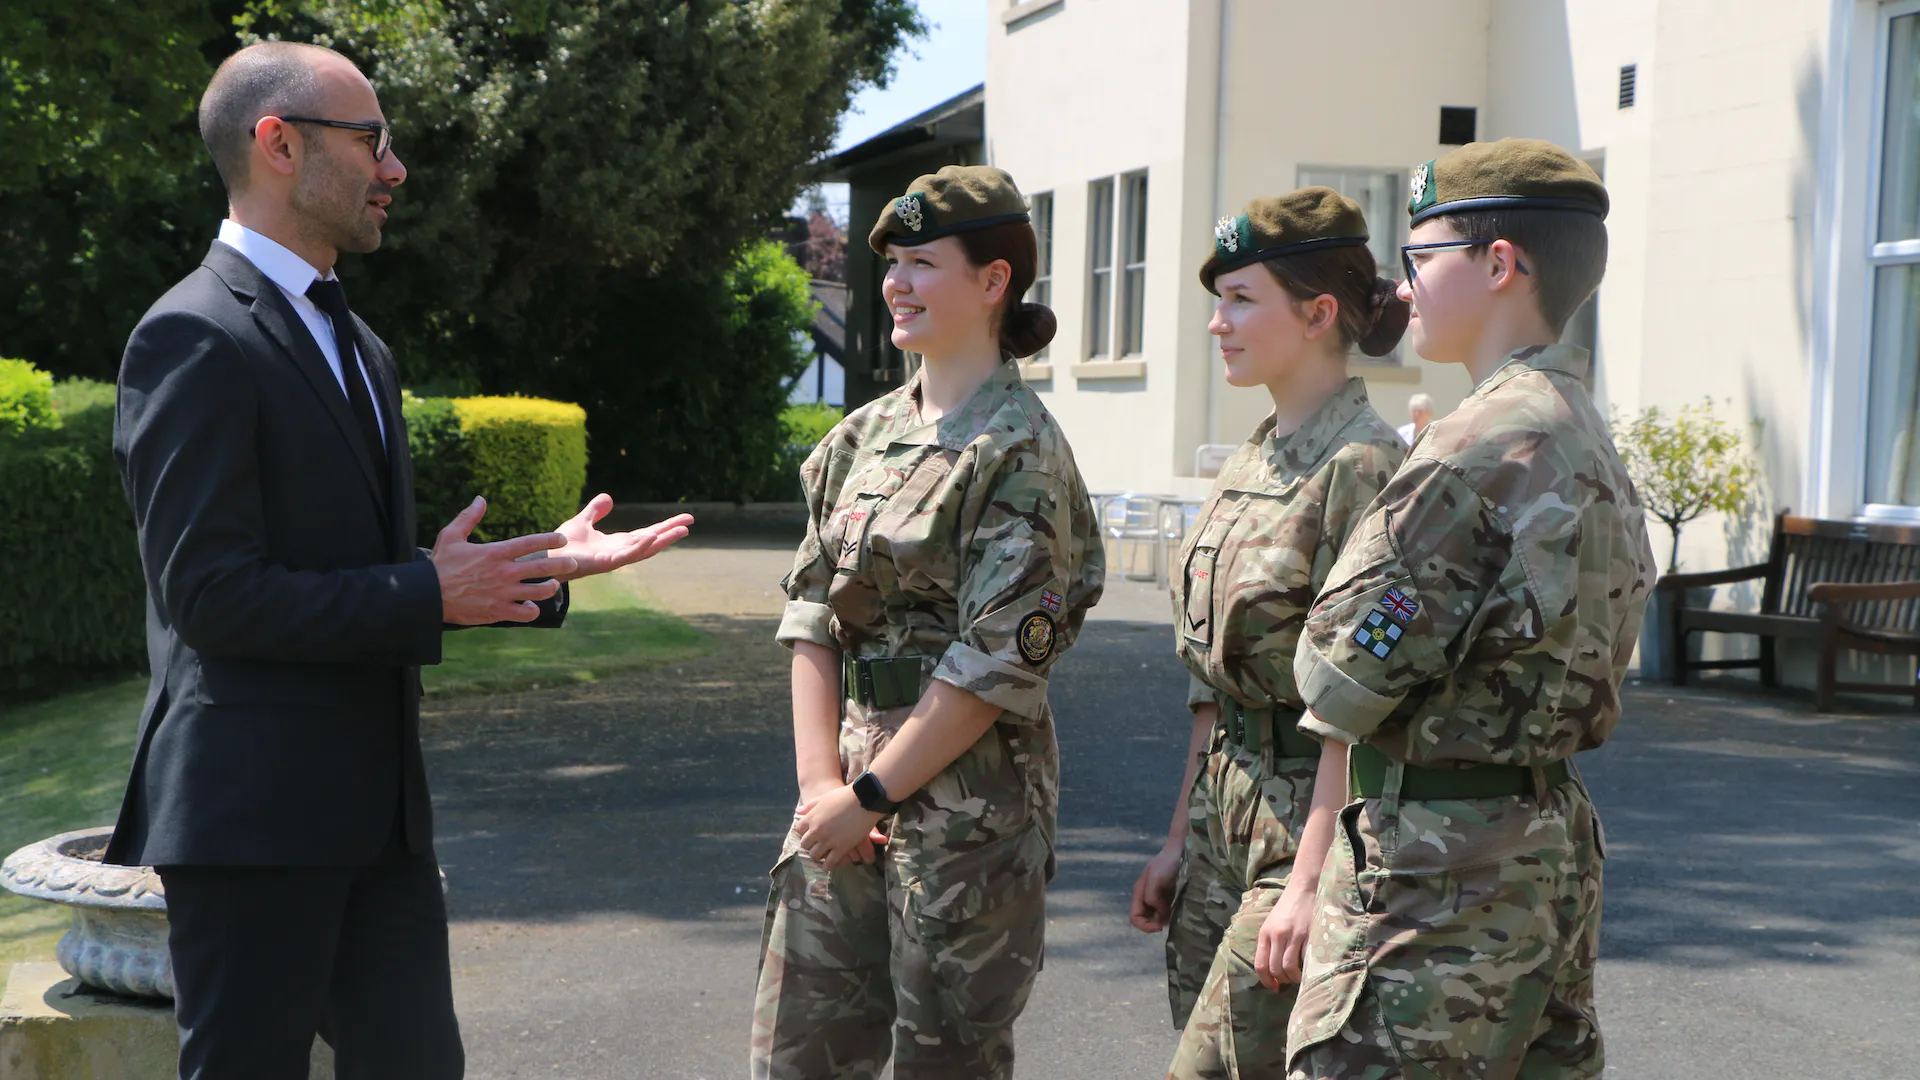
[490, 600, 541, 624]
[437, 497, 486, 546]
[580, 492, 615, 526]
[497, 530, 568, 560]
[510, 557, 576, 582]
[1278, 937, 1303, 984]
[509, 580, 562, 603]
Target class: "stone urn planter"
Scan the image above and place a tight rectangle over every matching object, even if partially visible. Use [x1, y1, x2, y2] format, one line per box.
[0, 827, 173, 1000]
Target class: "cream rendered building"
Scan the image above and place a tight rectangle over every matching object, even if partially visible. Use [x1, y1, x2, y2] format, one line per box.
[981, 0, 1920, 593]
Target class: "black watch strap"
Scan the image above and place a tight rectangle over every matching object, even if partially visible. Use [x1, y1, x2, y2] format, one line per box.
[851, 770, 902, 814]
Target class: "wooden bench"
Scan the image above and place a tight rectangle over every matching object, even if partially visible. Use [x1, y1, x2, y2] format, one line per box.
[1658, 511, 1920, 711]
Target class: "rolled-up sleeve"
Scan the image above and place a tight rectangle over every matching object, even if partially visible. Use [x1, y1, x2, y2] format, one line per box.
[775, 437, 844, 651]
[933, 468, 1079, 722]
[1295, 461, 1511, 743]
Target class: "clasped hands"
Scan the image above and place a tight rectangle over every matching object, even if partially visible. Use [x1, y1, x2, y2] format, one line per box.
[793, 781, 889, 872]
[432, 492, 694, 625]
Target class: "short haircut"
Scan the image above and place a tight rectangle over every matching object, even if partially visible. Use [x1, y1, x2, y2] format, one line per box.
[1444, 208, 1608, 335]
[1408, 393, 1434, 412]
[198, 43, 334, 194]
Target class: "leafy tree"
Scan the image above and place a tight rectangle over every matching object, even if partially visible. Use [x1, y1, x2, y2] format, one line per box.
[1612, 400, 1763, 573]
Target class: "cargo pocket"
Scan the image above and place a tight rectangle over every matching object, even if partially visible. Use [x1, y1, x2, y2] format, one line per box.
[898, 826, 1051, 1046]
[1285, 801, 1375, 1065]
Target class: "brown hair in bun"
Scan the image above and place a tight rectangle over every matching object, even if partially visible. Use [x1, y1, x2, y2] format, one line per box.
[954, 220, 1057, 359]
[1261, 244, 1410, 358]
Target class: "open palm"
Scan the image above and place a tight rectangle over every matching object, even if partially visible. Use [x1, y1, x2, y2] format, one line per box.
[552, 494, 693, 581]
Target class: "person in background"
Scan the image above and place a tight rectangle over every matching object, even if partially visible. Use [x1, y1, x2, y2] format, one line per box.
[1396, 391, 1434, 445]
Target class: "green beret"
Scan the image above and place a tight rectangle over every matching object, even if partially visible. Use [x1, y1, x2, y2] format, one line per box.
[1198, 188, 1370, 294]
[1407, 137, 1608, 225]
[868, 165, 1031, 254]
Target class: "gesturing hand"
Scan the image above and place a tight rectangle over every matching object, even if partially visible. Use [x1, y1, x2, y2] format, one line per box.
[551, 494, 694, 582]
[432, 497, 576, 625]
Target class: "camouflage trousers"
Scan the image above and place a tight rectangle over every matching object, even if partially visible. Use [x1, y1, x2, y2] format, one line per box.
[751, 705, 1053, 1080]
[1286, 771, 1607, 1080]
[1165, 728, 1319, 1078]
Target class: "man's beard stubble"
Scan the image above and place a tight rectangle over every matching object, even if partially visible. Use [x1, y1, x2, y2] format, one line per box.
[291, 144, 387, 258]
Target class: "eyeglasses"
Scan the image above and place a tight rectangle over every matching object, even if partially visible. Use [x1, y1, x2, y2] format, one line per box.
[1399, 239, 1529, 286]
[251, 116, 394, 161]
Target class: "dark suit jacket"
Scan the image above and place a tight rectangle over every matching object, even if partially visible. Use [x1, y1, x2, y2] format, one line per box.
[107, 240, 564, 868]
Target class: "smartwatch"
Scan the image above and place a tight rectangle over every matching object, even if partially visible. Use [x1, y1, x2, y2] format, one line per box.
[851, 770, 902, 814]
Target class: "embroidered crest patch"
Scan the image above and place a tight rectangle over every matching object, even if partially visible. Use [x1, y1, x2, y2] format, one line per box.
[1017, 612, 1056, 664]
[1039, 589, 1064, 614]
[1381, 585, 1419, 624]
[898, 194, 925, 232]
[1352, 610, 1404, 660]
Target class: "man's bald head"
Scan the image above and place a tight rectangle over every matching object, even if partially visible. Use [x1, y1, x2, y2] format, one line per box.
[199, 42, 340, 194]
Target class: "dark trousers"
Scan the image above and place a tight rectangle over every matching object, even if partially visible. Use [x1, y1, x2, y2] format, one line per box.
[157, 840, 463, 1080]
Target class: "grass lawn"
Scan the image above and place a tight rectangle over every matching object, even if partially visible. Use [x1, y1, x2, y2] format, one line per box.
[0, 569, 706, 966]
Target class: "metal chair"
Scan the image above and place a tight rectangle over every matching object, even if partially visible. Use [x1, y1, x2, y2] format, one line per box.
[1102, 493, 1178, 584]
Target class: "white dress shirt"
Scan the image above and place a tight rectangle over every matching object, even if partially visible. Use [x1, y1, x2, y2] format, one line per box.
[1396, 421, 1418, 446]
[216, 219, 387, 447]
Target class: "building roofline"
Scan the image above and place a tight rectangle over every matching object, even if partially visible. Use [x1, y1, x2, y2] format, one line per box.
[820, 83, 985, 180]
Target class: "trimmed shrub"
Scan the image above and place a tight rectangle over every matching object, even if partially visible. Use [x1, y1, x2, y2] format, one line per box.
[0, 377, 146, 696]
[404, 394, 588, 545]
[0, 357, 57, 436]
[50, 377, 116, 417]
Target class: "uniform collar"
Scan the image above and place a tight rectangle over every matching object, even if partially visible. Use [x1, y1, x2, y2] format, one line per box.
[1261, 376, 1375, 481]
[215, 219, 336, 299]
[894, 361, 1024, 451]
[1473, 343, 1590, 397]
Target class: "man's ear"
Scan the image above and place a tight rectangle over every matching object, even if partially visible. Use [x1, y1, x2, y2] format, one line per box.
[254, 117, 302, 179]
[1486, 239, 1531, 292]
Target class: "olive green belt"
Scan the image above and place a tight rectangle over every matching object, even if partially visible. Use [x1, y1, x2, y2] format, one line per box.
[1348, 743, 1572, 801]
[1220, 698, 1320, 759]
[843, 653, 928, 709]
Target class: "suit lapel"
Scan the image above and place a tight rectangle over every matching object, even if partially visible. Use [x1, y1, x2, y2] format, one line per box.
[201, 243, 389, 524]
[355, 319, 418, 559]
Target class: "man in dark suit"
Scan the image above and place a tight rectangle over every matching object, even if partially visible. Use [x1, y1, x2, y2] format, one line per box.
[110, 41, 693, 1079]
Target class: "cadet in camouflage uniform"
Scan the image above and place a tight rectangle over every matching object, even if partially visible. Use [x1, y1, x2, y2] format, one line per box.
[1268, 140, 1659, 1080]
[1138, 191, 1409, 1080]
[750, 166, 1104, 1080]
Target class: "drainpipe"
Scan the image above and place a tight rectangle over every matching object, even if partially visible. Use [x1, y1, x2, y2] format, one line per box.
[1206, 0, 1233, 447]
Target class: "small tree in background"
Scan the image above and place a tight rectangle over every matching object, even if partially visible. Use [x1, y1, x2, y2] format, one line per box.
[1612, 399, 1763, 574]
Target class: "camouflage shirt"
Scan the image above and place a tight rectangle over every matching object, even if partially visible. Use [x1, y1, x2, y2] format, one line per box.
[776, 362, 1105, 841]
[1295, 345, 1658, 766]
[1174, 377, 1405, 715]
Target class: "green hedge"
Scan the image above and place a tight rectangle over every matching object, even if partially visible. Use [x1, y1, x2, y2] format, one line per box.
[404, 394, 589, 545]
[0, 371, 589, 700]
[0, 357, 56, 436]
[0, 376, 146, 696]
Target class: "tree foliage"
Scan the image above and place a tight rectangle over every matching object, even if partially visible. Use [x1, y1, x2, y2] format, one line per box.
[1612, 400, 1762, 573]
[0, 0, 922, 497]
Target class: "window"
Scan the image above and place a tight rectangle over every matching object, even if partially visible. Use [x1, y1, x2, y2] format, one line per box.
[1618, 64, 1638, 109]
[1119, 171, 1149, 356]
[1086, 178, 1115, 358]
[1439, 106, 1477, 146]
[1298, 166, 1405, 361]
[1865, 8, 1920, 508]
[1027, 192, 1053, 359]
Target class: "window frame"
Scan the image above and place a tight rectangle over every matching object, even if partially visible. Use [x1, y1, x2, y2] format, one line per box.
[1858, 0, 1920, 520]
[1086, 177, 1116, 360]
[1026, 191, 1053, 360]
[1118, 170, 1149, 357]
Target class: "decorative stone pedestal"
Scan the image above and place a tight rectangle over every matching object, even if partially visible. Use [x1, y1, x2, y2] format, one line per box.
[0, 961, 333, 1079]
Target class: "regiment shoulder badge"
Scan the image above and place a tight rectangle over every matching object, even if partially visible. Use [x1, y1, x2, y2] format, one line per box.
[1381, 585, 1419, 624]
[1017, 611, 1056, 664]
[1039, 589, 1064, 614]
[1352, 610, 1403, 660]
[898, 194, 925, 233]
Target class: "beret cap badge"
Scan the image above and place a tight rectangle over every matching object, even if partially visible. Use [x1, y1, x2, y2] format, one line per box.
[897, 195, 925, 233]
[1214, 216, 1240, 255]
